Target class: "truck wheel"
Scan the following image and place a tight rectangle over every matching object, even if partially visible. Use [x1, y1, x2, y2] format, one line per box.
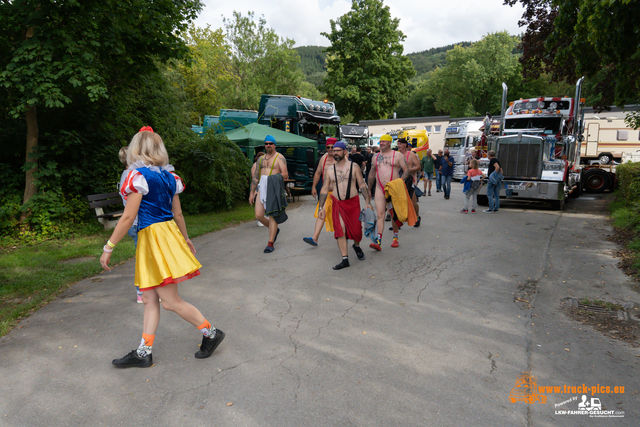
[598, 153, 613, 165]
[477, 195, 488, 206]
[583, 169, 611, 193]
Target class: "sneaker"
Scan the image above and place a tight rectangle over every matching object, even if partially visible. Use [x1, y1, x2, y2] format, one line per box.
[112, 349, 152, 368]
[414, 216, 421, 227]
[333, 259, 350, 270]
[136, 294, 143, 304]
[195, 329, 225, 359]
[460, 209, 468, 214]
[257, 220, 264, 227]
[385, 214, 391, 222]
[483, 209, 495, 214]
[428, 191, 431, 196]
[471, 209, 476, 213]
[369, 236, 382, 251]
[391, 238, 399, 248]
[353, 244, 365, 260]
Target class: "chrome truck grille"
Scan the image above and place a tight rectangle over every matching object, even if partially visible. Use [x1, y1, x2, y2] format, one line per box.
[496, 135, 546, 180]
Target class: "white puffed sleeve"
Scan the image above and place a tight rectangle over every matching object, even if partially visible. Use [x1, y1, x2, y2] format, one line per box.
[171, 172, 185, 194]
[120, 170, 149, 198]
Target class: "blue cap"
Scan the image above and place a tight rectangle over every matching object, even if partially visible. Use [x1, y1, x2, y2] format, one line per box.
[265, 135, 276, 145]
[333, 141, 347, 150]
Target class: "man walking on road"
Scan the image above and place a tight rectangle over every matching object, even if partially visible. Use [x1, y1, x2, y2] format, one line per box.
[249, 135, 289, 252]
[434, 150, 443, 193]
[367, 134, 409, 250]
[397, 138, 422, 227]
[440, 149, 455, 199]
[421, 148, 436, 196]
[318, 141, 371, 270]
[304, 138, 337, 246]
[484, 150, 503, 213]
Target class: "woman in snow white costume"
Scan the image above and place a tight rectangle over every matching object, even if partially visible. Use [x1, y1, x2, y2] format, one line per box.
[100, 127, 224, 368]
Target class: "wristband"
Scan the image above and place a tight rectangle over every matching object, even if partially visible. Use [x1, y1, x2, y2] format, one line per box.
[103, 245, 113, 253]
[107, 240, 116, 248]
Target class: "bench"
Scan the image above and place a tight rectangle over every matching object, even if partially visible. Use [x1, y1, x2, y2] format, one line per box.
[87, 192, 123, 230]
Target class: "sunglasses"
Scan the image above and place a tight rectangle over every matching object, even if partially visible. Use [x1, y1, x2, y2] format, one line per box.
[326, 146, 334, 149]
[264, 142, 275, 146]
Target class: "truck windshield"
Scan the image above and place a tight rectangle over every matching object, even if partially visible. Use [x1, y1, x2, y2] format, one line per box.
[504, 117, 562, 135]
[445, 138, 464, 148]
[299, 122, 338, 140]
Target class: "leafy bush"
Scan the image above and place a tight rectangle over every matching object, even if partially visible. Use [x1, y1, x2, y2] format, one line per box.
[167, 131, 251, 213]
[616, 162, 640, 205]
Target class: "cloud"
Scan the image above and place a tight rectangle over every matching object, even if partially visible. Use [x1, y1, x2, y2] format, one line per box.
[194, 0, 525, 53]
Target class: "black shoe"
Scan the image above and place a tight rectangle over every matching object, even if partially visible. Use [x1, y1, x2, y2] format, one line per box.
[195, 329, 226, 359]
[353, 244, 365, 260]
[385, 214, 391, 222]
[112, 349, 152, 368]
[333, 259, 350, 270]
[414, 216, 421, 227]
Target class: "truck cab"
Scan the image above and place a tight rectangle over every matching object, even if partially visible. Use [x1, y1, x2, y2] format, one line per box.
[444, 120, 483, 180]
[258, 94, 340, 153]
[340, 124, 369, 149]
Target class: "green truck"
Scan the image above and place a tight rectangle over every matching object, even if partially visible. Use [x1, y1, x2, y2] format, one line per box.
[257, 94, 340, 153]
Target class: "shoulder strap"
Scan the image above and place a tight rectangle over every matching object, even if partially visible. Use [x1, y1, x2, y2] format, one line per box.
[333, 164, 340, 200]
[346, 161, 354, 200]
[391, 151, 395, 181]
[322, 154, 328, 177]
[269, 153, 278, 176]
[375, 153, 384, 191]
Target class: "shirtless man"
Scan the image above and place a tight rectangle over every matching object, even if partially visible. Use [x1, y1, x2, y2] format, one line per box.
[366, 134, 409, 250]
[249, 135, 289, 253]
[318, 141, 372, 269]
[397, 138, 422, 227]
[303, 137, 337, 246]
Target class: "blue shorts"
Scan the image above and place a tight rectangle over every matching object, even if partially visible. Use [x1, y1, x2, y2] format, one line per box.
[423, 172, 434, 181]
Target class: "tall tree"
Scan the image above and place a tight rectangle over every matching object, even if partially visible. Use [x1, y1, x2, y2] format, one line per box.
[0, 0, 202, 219]
[321, 0, 415, 122]
[504, 0, 640, 125]
[427, 32, 521, 117]
[222, 11, 307, 110]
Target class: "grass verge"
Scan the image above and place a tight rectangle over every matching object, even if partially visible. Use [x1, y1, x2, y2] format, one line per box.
[0, 203, 255, 337]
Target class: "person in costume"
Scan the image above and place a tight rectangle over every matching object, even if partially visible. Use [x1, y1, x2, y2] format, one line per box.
[100, 127, 224, 368]
[303, 137, 337, 246]
[397, 138, 422, 227]
[366, 134, 410, 250]
[248, 135, 289, 253]
[318, 141, 372, 269]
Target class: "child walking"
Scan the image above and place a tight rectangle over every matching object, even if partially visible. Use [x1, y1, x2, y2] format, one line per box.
[117, 146, 144, 303]
[461, 159, 485, 213]
[101, 127, 224, 368]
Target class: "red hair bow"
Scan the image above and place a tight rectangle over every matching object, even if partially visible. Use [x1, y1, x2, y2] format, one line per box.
[139, 126, 154, 133]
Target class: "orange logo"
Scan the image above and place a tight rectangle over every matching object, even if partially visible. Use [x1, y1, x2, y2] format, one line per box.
[509, 371, 547, 404]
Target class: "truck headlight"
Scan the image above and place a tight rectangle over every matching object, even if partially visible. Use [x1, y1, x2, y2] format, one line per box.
[543, 162, 563, 171]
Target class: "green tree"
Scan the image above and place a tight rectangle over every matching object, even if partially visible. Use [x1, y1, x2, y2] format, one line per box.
[427, 32, 521, 117]
[222, 11, 307, 110]
[321, 0, 415, 122]
[168, 24, 235, 124]
[505, 0, 640, 126]
[0, 0, 203, 220]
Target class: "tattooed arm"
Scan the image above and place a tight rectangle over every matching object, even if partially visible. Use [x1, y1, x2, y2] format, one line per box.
[398, 154, 410, 180]
[249, 160, 261, 205]
[278, 155, 289, 180]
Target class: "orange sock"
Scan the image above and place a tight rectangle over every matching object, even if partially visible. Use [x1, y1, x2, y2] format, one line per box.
[197, 319, 214, 337]
[142, 333, 155, 347]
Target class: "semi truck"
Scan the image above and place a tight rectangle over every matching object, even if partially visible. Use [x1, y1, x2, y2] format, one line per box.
[257, 94, 340, 153]
[444, 120, 484, 180]
[340, 124, 369, 148]
[478, 79, 585, 210]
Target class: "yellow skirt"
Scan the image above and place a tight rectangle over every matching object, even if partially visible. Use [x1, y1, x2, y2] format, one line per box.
[313, 191, 334, 232]
[135, 220, 202, 291]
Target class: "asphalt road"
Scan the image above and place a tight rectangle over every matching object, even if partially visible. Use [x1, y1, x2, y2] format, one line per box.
[1, 185, 638, 426]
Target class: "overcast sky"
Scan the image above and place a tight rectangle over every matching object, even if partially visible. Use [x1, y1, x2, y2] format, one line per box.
[194, 0, 526, 54]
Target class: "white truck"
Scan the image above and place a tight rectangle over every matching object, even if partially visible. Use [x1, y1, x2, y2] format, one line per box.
[444, 120, 484, 180]
[478, 79, 585, 210]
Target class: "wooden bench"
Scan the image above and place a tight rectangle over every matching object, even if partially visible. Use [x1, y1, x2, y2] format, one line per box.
[87, 192, 123, 230]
